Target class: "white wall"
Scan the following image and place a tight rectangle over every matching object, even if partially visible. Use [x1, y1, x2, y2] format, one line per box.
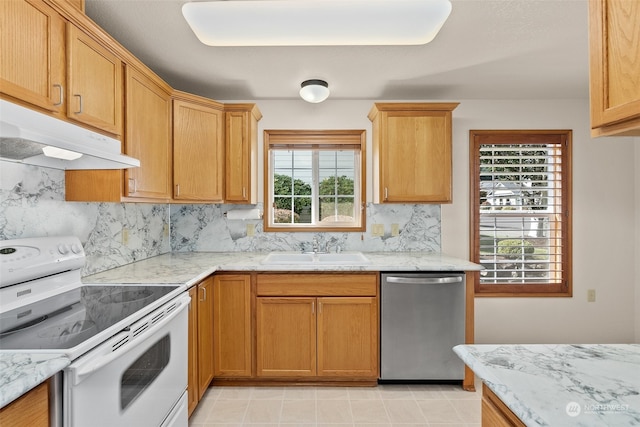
[245, 98, 638, 344]
[441, 100, 637, 344]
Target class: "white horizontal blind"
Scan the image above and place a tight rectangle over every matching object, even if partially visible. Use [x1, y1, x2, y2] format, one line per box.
[478, 143, 565, 285]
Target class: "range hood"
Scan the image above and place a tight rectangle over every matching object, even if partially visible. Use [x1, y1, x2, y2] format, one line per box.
[0, 100, 140, 170]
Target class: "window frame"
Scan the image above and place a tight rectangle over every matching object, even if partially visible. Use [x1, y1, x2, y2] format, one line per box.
[469, 130, 573, 297]
[263, 129, 366, 232]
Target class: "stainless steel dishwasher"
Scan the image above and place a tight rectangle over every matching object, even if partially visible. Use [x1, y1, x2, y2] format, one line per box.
[380, 272, 465, 382]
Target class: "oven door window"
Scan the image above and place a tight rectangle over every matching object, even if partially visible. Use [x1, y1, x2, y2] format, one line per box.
[121, 334, 170, 410]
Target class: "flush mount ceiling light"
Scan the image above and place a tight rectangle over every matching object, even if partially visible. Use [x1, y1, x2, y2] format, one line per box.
[299, 80, 330, 103]
[182, 0, 452, 46]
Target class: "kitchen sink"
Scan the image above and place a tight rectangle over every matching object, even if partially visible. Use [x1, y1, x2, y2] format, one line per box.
[261, 252, 370, 265]
[316, 252, 370, 264]
[261, 253, 316, 264]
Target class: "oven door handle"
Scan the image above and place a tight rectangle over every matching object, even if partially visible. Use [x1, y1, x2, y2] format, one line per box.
[70, 294, 190, 385]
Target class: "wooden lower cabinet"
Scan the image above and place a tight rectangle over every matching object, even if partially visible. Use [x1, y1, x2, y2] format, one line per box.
[317, 297, 378, 377]
[481, 384, 525, 427]
[255, 273, 379, 381]
[256, 297, 317, 377]
[187, 286, 199, 416]
[187, 277, 215, 417]
[0, 381, 49, 427]
[213, 274, 252, 377]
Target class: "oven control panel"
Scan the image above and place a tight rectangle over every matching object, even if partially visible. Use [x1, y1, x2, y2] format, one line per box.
[0, 236, 85, 288]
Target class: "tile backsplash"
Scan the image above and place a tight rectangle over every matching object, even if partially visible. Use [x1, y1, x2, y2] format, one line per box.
[0, 163, 170, 275]
[1, 162, 441, 275]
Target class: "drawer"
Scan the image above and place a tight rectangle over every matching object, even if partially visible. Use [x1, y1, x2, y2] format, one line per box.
[257, 273, 377, 296]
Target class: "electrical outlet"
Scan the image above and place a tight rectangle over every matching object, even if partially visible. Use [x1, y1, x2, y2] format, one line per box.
[122, 228, 129, 245]
[587, 289, 596, 302]
[163, 224, 170, 237]
[371, 223, 384, 237]
[391, 223, 400, 236]
[246, 223, 255, 237]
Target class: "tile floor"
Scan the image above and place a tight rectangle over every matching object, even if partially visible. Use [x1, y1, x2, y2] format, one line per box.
[188, 383, 482, 427]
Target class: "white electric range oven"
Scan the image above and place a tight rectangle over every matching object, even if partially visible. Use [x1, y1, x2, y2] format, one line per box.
[0, 236, 189, 427]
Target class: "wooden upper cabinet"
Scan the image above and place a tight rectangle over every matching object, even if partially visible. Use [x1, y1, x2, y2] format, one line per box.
[173, 92, 225, 202]
[67, 24, 122, 135]
[224, 104, 262, 203]
[0, 0, 65, 113]
[368, 103, 458, 203]
[124, 65, 172, 200]
[589, 0, 640, 137]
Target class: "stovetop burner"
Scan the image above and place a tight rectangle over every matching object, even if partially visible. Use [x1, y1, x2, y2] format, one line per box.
[0, 284, 179, 351]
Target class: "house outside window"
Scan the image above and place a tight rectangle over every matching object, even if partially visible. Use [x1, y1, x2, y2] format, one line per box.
[264, 129, 366, 232]
[470, 130, 572, 297]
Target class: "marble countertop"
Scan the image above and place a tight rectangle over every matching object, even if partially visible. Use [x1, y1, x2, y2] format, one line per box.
[0, 352, 69, 409]
[83, 251, 482, 287]
[454, 344, 640, 426]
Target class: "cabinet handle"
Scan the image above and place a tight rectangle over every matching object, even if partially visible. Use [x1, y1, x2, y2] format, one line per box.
[53, 84, 64, 106]
[200, 286, 207, 301]
[384, 187, 388, 201]
[176, 184, 180, 197]
[311, 301, 315, 314]
[318, 301, 322, 314]
[242, 187, 247, 199]
[73, 94, 83, 114]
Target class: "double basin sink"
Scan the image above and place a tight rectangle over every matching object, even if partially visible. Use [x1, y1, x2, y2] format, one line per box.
[261, 252, 370, 265]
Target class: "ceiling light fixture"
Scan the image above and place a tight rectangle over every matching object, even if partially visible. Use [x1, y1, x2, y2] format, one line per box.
[182, 0, 452, 47]
[299, 80, 330, 103]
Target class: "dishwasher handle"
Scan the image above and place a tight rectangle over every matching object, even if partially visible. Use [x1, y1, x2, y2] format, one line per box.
[385, 276, 463, 285]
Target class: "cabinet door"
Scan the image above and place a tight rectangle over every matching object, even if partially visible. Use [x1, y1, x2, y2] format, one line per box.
[225, 104, 261, 203]
[67, 24, 122, 135]
[317, 297, 378, 378]
[381, 110, 452, 203]
[256, 297, 316, 377]
[173, 99, 224, 201]
[124, 66, 172, 200]
[225, 110, 251, 203]
[187, 286, 199, 417]
[0, 0, 65, 112]
[213, 274, 252, 377]
[197, 277, 215, 398]
[589, 0, 640, 136]
[0, 381, 49, 427]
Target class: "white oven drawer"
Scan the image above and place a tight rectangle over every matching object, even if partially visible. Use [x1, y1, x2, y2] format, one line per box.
[64, 294, 189, 427]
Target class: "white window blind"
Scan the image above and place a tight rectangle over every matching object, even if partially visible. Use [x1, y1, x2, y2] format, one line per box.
[472, 132, 571, 295]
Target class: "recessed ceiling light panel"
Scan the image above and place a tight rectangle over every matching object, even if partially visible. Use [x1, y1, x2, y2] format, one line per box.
[182, 0, 452, 46]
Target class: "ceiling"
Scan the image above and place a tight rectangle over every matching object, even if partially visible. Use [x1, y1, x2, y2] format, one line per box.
[84, 0, 590, 102]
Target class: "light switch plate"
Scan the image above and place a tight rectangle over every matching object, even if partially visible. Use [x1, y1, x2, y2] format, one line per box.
[246, 223, 255, 237]
[371, 223, 384, 237]
[587, 289, 596, 302]
[391, 223, 400, 236]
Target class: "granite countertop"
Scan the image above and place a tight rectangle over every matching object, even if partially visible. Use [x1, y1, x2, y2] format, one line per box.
[1, 251, 479, 409]
[0, 352, 69, 409]
[453, 344, 640, 426]
[83, 251, 482, 287]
